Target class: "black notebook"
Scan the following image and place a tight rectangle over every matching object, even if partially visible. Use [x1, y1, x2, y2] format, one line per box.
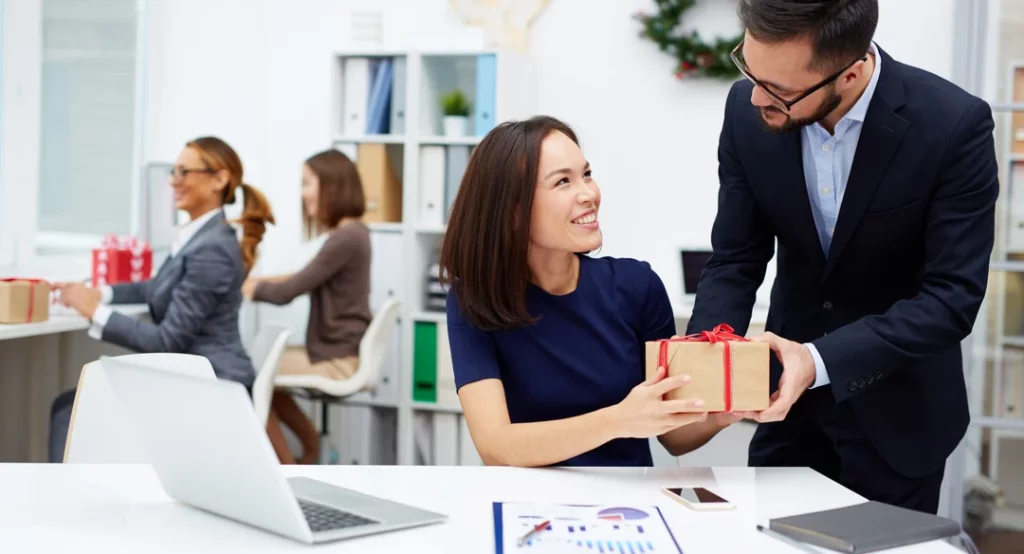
[769, 501, 962, 553]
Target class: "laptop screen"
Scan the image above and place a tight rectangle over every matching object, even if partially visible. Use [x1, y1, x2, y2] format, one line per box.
[680, 250, 713, 294]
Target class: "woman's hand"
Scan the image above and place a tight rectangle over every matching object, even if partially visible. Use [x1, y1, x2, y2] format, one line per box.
[610, 365, 708, 439]
[710, 412, 748, 426]
[56, 283, 101, 319]
[241, 277, 260, 300]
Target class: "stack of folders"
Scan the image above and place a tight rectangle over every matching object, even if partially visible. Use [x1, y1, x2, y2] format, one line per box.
[767, 500, 962, 553]
[418, 145, 472, 229]
[340, 56, 406, 136]
[424, 259, 447, 312]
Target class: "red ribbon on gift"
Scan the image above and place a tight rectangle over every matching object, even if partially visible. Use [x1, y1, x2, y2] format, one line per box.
[0, 278, 50, 322]
[657, 323, 748, 412]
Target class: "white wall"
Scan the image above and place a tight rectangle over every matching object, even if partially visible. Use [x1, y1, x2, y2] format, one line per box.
[138, 0, 959, 321]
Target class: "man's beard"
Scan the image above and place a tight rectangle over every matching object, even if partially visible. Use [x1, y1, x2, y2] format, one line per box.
[759, 88, 843, 135]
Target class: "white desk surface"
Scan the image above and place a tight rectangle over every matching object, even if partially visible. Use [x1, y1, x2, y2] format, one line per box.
[0, 464, 959, 553]
[0, 304, 149, 342]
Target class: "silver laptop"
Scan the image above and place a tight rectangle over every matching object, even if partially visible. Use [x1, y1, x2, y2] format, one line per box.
[101, 357, 447, 544]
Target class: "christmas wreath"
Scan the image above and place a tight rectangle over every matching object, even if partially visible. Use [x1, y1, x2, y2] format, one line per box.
[634, 0, 744, 80]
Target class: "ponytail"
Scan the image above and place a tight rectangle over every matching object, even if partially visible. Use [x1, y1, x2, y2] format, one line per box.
[236, 183, 275, 276]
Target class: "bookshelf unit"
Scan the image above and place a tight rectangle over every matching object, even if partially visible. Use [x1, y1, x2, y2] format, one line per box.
[968, 61, 1024, 515]
[329, 47, 537, 466]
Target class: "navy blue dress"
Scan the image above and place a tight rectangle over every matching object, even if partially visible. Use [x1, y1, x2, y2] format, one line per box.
[446, 255, 676, 466]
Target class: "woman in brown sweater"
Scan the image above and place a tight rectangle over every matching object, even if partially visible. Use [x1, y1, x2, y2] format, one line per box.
[242, 149, 372, 464]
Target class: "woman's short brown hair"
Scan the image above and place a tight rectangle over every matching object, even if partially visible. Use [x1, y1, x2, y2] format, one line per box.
[303, 149, 365, 237]
[439, 115, 579, 331]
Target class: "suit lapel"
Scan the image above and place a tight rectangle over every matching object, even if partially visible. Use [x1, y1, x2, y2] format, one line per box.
[178, 210, 227, 258]
[821, 48, 909, 281]
[770, 131, 826, 267]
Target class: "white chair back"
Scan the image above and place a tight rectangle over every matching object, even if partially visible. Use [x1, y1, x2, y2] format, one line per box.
[353, 298, 401, 392]
[247, 322, 291, 426]
[64, 353, 215, 463]
[273, 298, 401, 397]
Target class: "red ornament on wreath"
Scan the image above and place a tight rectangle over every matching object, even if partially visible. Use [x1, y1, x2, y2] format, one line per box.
[675, 60, 697, 80]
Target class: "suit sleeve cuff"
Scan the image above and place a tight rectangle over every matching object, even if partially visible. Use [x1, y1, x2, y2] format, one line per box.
[806, 343, 830, 388]
[99, 285, 113, 304]
[88, 305, 113, 340]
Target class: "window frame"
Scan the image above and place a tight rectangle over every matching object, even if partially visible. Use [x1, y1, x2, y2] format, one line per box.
[33, 0, 148, 254]
[0, 0, 10, 269]
[0, 0, 147, 275]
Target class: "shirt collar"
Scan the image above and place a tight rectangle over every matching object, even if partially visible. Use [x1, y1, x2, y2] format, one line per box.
[172, 208, 221, 255]
[843, 41, 881, 124]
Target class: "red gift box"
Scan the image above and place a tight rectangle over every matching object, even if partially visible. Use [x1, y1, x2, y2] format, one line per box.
[92, 235, 153, 287]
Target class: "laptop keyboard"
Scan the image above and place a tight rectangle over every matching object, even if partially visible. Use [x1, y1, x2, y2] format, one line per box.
[298, 499, 378, 533]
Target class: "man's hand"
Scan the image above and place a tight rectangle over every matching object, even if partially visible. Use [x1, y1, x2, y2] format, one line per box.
[751, 332, 817, 423]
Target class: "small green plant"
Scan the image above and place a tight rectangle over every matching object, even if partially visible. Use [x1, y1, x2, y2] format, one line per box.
[441, 89, 471, 117]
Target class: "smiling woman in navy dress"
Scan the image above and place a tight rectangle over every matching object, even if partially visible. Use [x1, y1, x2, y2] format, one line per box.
[439, 116, 743, 467]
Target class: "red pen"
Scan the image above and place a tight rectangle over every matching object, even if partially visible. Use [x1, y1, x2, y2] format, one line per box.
[517, 519, 551, 547]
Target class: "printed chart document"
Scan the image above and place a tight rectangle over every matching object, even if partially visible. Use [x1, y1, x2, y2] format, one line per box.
[493, 502, 682, 553]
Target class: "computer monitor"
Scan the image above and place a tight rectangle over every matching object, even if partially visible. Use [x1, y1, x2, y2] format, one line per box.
[680, 249, 713, 295]
[138, 162, 179, 254]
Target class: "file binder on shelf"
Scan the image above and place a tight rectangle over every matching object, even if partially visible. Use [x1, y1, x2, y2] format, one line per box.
[418, 146, 446, 229]
[413, 321, 438, 403]
[356, 143, 403, 223]
[390, 57, 407, 135]
[474, 54, 497, 136]
[444, 145, 471, 223]
[341, 57, 370, 136]
[365, 58, 393, 135]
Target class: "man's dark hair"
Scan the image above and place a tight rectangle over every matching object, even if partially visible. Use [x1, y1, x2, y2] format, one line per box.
[738, 0, 879, 72]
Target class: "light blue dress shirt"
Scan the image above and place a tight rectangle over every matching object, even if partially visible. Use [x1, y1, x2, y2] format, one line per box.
[801, 43, 882, 389]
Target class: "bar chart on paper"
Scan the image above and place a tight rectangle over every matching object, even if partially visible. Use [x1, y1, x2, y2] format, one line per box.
[494, 502, 682, 554]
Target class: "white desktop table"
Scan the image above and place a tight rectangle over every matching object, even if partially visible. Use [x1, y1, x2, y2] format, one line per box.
[0, 305, 149, 462]
[0, 304, 150, 342]
[0, 464, 960, 553]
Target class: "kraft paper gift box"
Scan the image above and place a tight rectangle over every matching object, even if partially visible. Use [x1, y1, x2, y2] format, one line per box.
[644, 324, 770, 412]
[0, 279, 51, 324]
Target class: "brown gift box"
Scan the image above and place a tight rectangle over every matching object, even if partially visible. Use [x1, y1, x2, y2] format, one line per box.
[0, 279, 51, 324]
[644, 325, 770, 412]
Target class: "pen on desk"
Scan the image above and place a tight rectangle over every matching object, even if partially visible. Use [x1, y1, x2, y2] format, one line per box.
[517, 519, 551, 547]
[757, 524, 819, 554]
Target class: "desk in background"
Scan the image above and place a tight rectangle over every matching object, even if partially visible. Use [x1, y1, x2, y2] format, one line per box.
[0, 305, 149, 462]
[0, 464, 960, 553]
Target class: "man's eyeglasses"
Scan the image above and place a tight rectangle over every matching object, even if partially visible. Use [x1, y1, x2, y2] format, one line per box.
[730, 40, 868, 112]
[170, 166, 214, 180]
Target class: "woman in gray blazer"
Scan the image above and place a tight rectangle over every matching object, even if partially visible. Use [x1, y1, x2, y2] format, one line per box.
[49, 136, 275, 461]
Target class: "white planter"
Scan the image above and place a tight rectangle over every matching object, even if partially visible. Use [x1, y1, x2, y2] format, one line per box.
[443, 115, 468, 138]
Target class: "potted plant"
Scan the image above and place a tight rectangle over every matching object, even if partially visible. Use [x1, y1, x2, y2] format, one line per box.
[441, 89, 471, 137]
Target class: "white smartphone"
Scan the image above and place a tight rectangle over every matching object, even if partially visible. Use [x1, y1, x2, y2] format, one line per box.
[661, 486, 735, 511]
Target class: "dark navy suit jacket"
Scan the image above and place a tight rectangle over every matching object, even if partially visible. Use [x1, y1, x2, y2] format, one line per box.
[687, 47, 998, 478]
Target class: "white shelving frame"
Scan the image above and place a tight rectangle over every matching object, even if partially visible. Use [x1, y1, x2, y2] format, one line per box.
[952, 57, 1024, 524]
[329, 47, 537, 465]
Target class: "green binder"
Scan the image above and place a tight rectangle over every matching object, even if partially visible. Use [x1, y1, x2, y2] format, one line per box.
[413, 321, 438, 403]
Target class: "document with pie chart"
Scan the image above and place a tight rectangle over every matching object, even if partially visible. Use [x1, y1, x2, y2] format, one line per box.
[493, 502, 682, 553]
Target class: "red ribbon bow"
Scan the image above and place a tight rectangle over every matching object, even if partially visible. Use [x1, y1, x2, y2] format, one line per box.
[1, 278, 50, 322]
[101, 234, 150, 253]
[657, 324, 748, 412]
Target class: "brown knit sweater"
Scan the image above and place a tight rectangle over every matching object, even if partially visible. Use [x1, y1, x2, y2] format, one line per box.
[254, 222, 372, 362]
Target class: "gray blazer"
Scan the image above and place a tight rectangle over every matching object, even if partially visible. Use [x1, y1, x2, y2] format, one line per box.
[102, 211, 255, 387]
